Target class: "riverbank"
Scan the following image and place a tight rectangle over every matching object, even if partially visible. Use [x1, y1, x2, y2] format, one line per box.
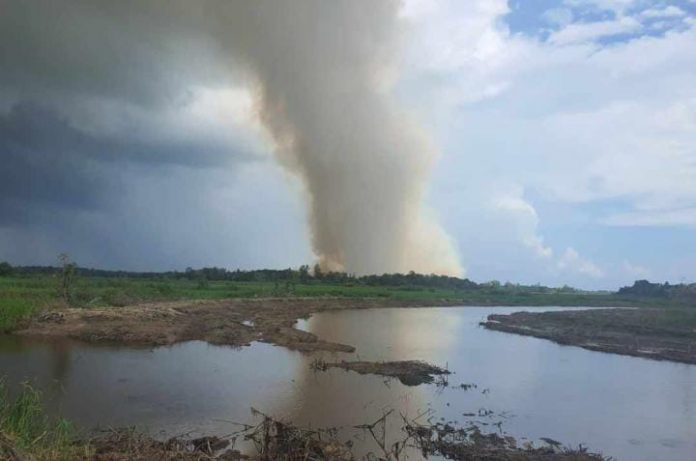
[481, 308, 696, 364]
[1, 390, 610, 461]
[15, 297, 467, 353]
[13, 297, 696, 366]
[7, 305, 691, 460]
[4, 273, 667, 333]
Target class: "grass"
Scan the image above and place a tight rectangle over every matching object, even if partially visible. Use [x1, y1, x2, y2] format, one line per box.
[0, 380, 88, 460]
[0, 276, 58, 331]
[0, 298, 39, 332]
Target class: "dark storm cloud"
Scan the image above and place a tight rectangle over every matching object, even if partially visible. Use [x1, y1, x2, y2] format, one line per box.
[0, 1, 265, 268]
[0, 103, 112, 215]
[0, 0, 241, 222]
[0, 101, 251, 227]
[0, 0, 230, 108]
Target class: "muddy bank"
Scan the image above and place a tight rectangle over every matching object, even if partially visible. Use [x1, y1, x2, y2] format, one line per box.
[313, 359, 450, 386]
[482, 308, 696, 364]
[17, 411, 606, 461]
[16, 297, 460, 353]
[87, 431, 243, 461]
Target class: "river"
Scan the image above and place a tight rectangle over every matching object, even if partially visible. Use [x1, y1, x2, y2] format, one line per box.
[1, 306, 695, 460]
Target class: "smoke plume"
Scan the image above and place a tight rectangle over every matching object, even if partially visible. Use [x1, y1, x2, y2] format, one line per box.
[218, 1, 463, 276]
[0, 0, 462, 275]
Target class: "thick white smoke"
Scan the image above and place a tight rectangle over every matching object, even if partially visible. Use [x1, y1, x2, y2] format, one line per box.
[217, 0, 463, 276]
[1, 0, 463, 276]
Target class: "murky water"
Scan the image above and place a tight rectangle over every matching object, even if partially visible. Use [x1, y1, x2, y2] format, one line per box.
[1, 306, 695, 460]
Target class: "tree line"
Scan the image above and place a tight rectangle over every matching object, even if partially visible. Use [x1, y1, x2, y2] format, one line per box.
[618, 280, 696, 300]
[0, 261, 477, 290]
[3, 259, 693, 298]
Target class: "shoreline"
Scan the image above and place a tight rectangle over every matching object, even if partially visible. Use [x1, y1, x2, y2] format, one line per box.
[14, 298, 696, 366]
[15, 297, 467, 353]
[481, 308, 696, 364]
[2, 299, 661, 460]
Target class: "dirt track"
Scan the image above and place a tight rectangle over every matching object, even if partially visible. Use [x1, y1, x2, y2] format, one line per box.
[17, 297, 459, 353]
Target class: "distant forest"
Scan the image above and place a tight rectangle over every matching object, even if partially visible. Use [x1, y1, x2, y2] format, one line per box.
[2, 260, 694, 299]
[618, 280, 696, 300]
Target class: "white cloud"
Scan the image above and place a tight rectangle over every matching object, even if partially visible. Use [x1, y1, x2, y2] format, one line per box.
[548, 16, 642, 45]
[563, 0, 637, 14]
[603, 208, 696, 227]
[640, 6, 686, 19]
[408, 7, 696, 216]
[622, 261, 651, 279]
[493, 194, 554, 259]
[491, 192, 604, 280]
[400, 0, 522, 106]
[402, 1, 696, 287]
[558, 247, 605, 278]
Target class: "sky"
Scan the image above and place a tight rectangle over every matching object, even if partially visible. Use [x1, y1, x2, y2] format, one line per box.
[0, 0, 695, 289]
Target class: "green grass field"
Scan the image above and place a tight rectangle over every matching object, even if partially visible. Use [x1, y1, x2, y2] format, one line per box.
[0, 274, 657, 333]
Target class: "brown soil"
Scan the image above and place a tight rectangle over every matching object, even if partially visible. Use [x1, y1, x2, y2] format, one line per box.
[482, 308, 696, 364]
[17, 297, 459, 353]
[314, 360, 450, 386]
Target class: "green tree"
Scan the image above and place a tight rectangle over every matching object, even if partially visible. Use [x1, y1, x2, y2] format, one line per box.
[298, 265, 310, 284]
[313, 263, 323, 280]
[0, 261, 12, 277]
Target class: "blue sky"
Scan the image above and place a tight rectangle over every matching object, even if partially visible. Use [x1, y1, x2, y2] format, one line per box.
[506, 0, 696, 41]
[1, 0, 694, 289]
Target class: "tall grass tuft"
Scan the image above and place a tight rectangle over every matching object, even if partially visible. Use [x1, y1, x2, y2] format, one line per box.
[0, 298, 37, 332]
[0, 379, 87, 460]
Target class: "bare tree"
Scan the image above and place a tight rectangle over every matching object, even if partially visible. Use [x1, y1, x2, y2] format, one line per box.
[58, 253, 76, 304]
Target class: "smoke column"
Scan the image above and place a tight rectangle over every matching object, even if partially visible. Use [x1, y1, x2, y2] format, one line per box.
[217, 1, 463, 275]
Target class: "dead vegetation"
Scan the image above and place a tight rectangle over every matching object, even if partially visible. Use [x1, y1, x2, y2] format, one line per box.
[311, 359, 450, 386]
[1, 400, 610, 461]
[86, 429, 241, 461]
[405, 418, 609, 461]
[242, 409, 609, 461]
[78, 409, 608, 461]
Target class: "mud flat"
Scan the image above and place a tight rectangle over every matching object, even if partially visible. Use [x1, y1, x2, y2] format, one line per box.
[16, 297, 461, 353]
[313, 359, 450, 386]
[482, 308, 696, 364]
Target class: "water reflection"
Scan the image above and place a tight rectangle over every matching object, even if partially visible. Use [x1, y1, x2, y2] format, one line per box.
[279, 309, 439, 456]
